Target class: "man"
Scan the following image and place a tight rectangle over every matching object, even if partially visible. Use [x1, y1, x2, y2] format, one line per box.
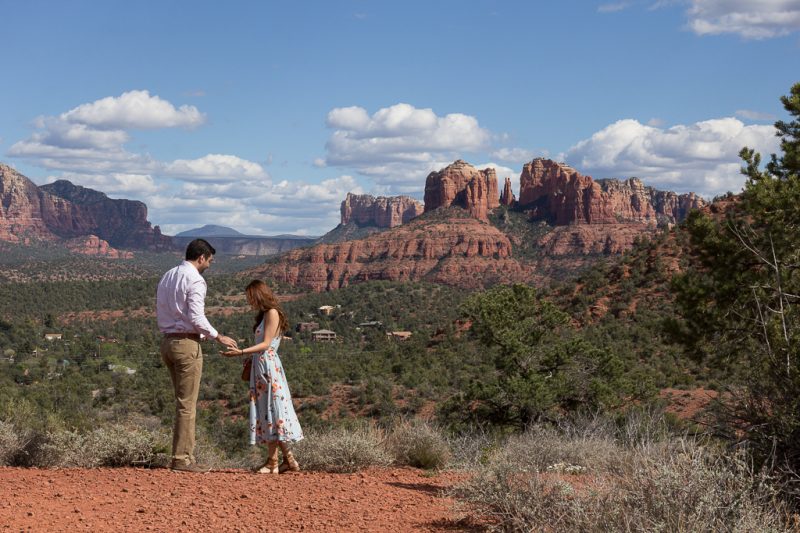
[156, 238, 238, 473]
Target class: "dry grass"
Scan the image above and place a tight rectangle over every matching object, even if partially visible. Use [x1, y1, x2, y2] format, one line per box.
[294, 424, 393, 473]
[452, 412, 795, 532]
[385, 419, 452, 470]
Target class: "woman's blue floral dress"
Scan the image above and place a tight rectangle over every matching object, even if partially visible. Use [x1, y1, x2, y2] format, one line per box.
[246, 319, 303, 445]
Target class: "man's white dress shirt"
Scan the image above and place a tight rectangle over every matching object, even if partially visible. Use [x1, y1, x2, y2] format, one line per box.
[156, 260, 218, 339]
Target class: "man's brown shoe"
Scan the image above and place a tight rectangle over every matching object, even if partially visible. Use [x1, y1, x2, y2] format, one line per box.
[171, 460, 212, 473]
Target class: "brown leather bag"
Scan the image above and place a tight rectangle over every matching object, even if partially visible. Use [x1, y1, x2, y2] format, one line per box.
[241, 357, 252, 382]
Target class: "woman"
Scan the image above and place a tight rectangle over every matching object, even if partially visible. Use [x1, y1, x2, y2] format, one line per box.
[224, 279, 303, 473]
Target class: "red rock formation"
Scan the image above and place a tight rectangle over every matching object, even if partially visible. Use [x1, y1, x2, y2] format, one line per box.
[423, 160, 500, 221]
[651, 190, 706, 226]
[0, 164, 172, 250]
[340, 193, 423, 228]
[65, 235, 134, 258]
[537, 224, 659, 256]
[500, 177, 515, 206]
[40, 180, 173, 250]
[518, 158, 705, 226]
[254, 157, 711, 291]
[248, 209, 528, 292]
[0, 164, 58, 242]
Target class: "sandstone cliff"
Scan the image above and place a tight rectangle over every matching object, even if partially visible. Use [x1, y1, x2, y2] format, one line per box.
[0, 164, 58, 242]
[40, 179, 173, 250]
[518, 158, 705, 226]
[0, 164, 172, 250]
[423, 160, 500, 221]
[248, 208, 528, 292]
[340, 193, 423, 228]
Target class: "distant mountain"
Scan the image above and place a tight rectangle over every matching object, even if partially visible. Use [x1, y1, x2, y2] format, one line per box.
[172, 233, 316, 256]
[176, 225, 246, 237]
[177, 225, 316, 240]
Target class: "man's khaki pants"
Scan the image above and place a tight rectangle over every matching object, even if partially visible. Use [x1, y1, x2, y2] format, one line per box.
[160, 337, 203, 464]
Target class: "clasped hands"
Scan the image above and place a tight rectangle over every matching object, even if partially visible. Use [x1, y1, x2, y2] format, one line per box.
[216, 334, 239, 351]
[222, 346, 247, 357]
[215, 335, 246, 357]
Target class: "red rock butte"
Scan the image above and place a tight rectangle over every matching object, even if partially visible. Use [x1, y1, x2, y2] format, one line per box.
[423, 160, 500, 221]
[518, 158, 705, 227]
[340, 193, 424, 228]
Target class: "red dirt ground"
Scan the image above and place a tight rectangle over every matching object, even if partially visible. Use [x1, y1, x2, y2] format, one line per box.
[0, 466, 472, 532]
[659, 387, 719, 421]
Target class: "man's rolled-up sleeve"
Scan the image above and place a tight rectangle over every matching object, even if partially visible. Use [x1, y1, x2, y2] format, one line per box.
[186, 279, 219, 339]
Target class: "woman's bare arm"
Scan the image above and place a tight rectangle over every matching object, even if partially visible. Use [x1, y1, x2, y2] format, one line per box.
[223, 308, 281, 357]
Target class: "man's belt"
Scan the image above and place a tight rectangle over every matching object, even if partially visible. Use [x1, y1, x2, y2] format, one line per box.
[164, 332, 201, 341]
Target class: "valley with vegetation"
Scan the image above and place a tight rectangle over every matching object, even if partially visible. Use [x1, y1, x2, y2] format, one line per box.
[2, 83, 800, 531]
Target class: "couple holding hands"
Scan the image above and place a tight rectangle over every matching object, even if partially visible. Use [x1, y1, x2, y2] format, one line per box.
[156, 239, 303, 474]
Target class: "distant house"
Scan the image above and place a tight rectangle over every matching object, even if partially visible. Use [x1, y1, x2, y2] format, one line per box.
[318, 305, 336, 316]
[108, 364, 137, 375]
[44, 333, 62, 341]
[311, 329, 337, 342]
[281, 335, 293, 342]
[296, 322, 320, 332]
[388, 331, 413, 341]
[358, 321, 383, 329]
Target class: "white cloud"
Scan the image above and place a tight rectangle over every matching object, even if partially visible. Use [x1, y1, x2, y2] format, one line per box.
[147, 174, 363, 237]
[686, 0, 800, 39]
[44, 172, 163, 196]
[8, 90, 355, 237]
[326, 106, 372, 132]
[273, 175, 363, 203]
[476, 162, 518, 182]
[34, 119, 130, 150]
[164, 154, 269, 182]
[490, 147, 536, 163]
[563, 117, 780, 197]
[323, 103, 490, 191]
[61, 90, 206, 130]
[8, 91, 212, 177]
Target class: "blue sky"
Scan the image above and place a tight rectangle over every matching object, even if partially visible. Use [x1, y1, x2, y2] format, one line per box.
[2, 0, 799, 236]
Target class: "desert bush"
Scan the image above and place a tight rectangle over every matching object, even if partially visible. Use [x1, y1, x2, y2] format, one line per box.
[16, 425, 158, 468]
[453, 413, 793, 532]
[294, 424, 392, 473]
[1, 398, 162, 468]
[445, 426, 497, 471]
[491, 425, 620, 478]
[385, 419, 451, 469]
[0, 399, 67, 467]
[88, 425, 157, 467]
[0, 420, 22, 465]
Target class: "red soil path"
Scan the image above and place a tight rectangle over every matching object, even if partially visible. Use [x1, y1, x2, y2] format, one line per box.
[0, 466, 470, 532]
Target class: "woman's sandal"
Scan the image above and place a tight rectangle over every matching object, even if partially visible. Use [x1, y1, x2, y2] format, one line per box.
[256, 442, 280, 474]
[278, 450, 300, 473]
